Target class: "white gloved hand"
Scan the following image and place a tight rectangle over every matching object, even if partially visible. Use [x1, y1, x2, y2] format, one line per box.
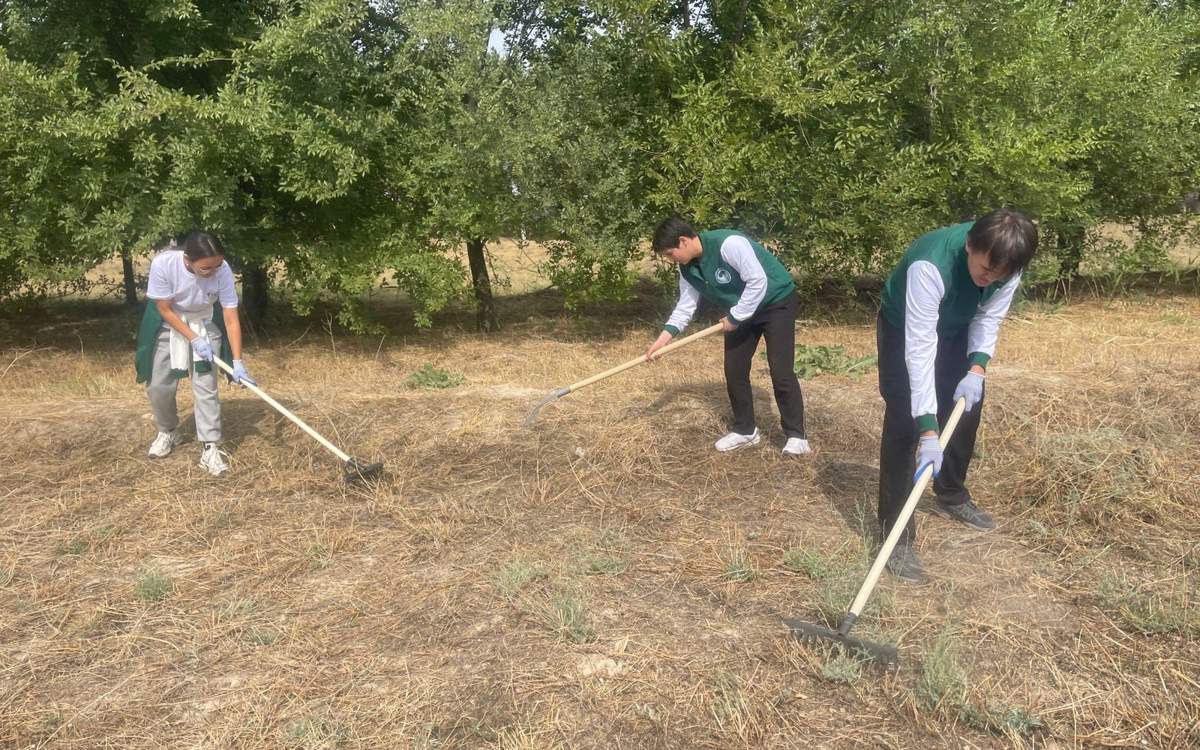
[190, 336, 214, 361]
[953, 371, 985, 412]
[914, 434, 943, 482]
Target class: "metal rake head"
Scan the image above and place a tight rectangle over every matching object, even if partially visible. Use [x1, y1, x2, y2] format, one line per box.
[523, 387, 569, 428]
[785, 618, 899, 669]
[344, 458, 385, 485]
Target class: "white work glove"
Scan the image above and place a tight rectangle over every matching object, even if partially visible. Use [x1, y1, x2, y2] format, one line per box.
[914, 435, 943, 482]
[190, 336, 214, 361]
[231, 359, 256, 387]
[953, 371, 985, 412]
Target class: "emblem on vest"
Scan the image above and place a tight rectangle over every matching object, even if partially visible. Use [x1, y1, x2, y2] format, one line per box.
[714, 268, 732, 285]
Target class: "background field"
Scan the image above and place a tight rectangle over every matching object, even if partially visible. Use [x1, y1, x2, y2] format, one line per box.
[1, 264, 1198, 749]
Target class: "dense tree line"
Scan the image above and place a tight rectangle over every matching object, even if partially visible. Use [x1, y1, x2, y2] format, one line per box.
[1, 0, 1197, 329]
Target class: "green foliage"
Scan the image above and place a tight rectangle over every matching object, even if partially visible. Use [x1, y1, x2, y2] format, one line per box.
[782, 345, 876, 380]
[2, 0, 1198, 312]
[405, 364, 465, 390]
[1098, 571, 1199, 637]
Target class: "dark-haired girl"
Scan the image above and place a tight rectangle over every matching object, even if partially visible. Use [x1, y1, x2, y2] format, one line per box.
[135, 231, 255, 476]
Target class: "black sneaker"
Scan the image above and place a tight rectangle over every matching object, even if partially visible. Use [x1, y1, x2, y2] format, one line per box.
[884, 542, 926, 584]
[930, 498, 996, 532]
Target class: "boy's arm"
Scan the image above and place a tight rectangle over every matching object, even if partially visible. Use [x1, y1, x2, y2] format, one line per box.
[663, 270, 700, 335]
[904, 261, 945, 435]
[719, 236, 768, 324]
[966, 274, 1022, 369]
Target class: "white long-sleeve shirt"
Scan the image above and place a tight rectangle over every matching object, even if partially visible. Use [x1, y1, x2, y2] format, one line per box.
[904, 261, 1021, 422]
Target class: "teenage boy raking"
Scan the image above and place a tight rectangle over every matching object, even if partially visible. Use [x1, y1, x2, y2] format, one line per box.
[646, 217, 811, 455]
[876, 208, 1038, 582]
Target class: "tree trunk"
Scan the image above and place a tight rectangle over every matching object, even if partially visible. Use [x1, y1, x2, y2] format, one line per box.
[467, 238, 499, 333]
[1057, 226, 1086, 282]
[241, 261, 270, 324]
[121, 251, 138, 306]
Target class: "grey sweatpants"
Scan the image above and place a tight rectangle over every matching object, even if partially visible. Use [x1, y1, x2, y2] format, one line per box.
[146, 327, 223, 443]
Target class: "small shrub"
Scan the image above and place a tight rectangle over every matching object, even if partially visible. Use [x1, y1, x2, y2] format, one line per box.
[406, 364, 464, 390]
[583, 529, 628, 576]
[708, 671, 751, 731]
[782, 345, 876, 379]
[916, 628, 967, 710]
[135, 570, 173, 602]
[961, 704, 1045, 736]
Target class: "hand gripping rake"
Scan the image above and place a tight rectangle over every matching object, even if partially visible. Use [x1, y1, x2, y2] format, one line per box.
[212, 356, 384, 484]
[524, 322, 724, 427]
[785, 397, 967, 668]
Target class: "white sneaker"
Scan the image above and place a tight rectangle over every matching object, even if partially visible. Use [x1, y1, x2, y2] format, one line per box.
[148, 430, 182, 459]
[714, 429, 761, 452]
[199, 443, 229, 476]
[782, 437, 813, 456]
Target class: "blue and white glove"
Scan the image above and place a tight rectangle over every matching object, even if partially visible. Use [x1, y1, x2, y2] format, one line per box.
[190, 336, 214, 361]
[231, 359, 257, 387]
[953, 371, 985, 412]
[914, 435, 943, 482]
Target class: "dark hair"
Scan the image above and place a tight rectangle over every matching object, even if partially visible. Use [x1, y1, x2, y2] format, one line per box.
[181, 231, 226, 261]
[652, 216, 698, 253]
[966, 209, 1038, 274]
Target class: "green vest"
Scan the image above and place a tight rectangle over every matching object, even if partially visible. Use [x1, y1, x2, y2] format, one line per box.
[880, 222, 1007, 334]
[678, 230, 795, 316]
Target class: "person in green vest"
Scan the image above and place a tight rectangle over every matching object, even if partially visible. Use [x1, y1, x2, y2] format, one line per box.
[646, 217, 810, 455]
[877, 208, 1038, 582]
[134, 231, 256, 476]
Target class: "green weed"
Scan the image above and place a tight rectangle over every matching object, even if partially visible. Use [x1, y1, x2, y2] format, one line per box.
[916, 628, 967, 710]
[1097, 571, 1199, 636]
[782, 547, 835, 580]
[281, 715, 344, 749]
[721, 542, 757, 584]
[406, 364, 465, 389]
[496, 559, 548, 595]
[820, 652, 864, 685]
[783, 344, 876, 379]
[541, 591, 595, 644]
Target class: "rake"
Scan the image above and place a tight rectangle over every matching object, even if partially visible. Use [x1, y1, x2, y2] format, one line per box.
[785, 397, 967, 668]
[524, 322, 724, 427]
[212, 356, 384, 484]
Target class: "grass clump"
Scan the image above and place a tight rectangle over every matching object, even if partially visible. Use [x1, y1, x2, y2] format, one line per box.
[406, 364, 465, 390]
[582, 529, 628, 576]
[495, 559, 548, 595]
[720, 541, 757, 583]
[541, 591, 596, 644]
[134, 570, 173, 602]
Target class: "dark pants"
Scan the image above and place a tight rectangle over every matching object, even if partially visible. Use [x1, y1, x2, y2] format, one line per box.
[723, 292, 806, 439]
[877, 314, 983, 544]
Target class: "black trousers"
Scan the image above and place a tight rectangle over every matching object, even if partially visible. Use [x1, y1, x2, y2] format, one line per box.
[723, 292, 806, 439]
[877, 314, 983, 544]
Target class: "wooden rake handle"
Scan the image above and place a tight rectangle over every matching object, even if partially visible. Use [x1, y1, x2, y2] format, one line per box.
[563, 322, 725, 394]
[211, 356, 352, 463]
[845, 397, 968, 622]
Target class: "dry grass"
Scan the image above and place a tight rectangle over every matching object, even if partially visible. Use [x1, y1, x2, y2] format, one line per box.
[1, 277, 1198, 748]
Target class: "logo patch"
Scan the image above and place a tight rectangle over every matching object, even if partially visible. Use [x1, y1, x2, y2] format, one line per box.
[715, 268, 732, 285]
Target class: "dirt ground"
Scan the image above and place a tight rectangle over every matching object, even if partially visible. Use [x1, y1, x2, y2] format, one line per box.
[1, 274, 1198, 748]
